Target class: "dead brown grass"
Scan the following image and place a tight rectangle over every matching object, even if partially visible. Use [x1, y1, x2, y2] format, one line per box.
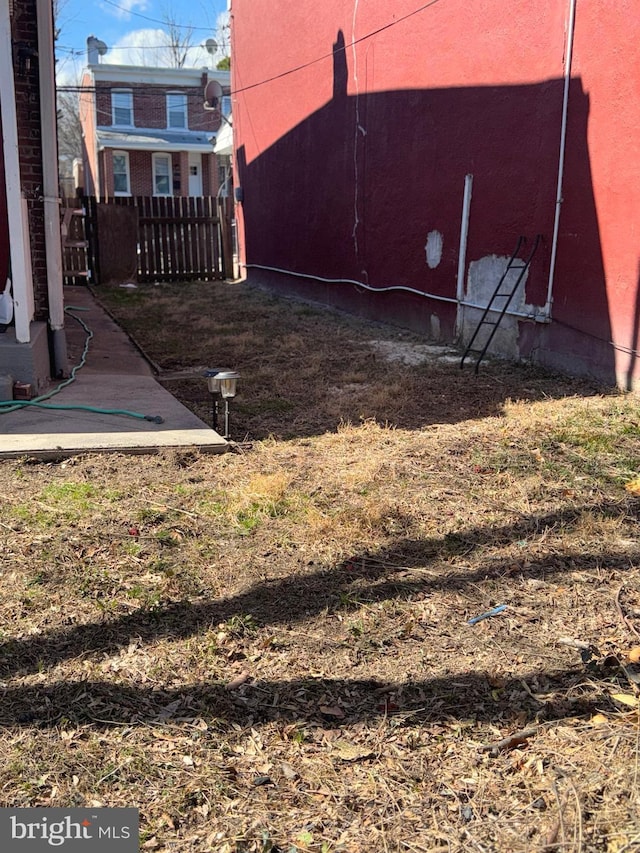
[1, 280, 640, 851]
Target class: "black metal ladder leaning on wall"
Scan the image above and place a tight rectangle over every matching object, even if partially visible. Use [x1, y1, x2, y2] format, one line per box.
[460, 234, 541, 374]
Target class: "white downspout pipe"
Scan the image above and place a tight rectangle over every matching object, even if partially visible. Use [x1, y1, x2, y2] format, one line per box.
[37, 0, 68, 375]
[545, 0, 577, 319]
[455, 173, 473, 336]
[0, 0, 33, 343]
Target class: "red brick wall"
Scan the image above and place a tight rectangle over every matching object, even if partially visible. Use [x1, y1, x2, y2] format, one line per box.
[99, 148, 222, 198]
[130, 150, 153, 196]
[95, 82, 220, 134]
[90, 78, 223, 198]
[11, 0, 48, 321]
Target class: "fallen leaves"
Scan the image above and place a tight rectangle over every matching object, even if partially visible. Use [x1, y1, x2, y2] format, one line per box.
[624, 477, 640, 495]
[627, 646, 640, 663]
[226, 670, 251, 690]
[318, 704, 345, 719]
[610, 693, 639, 708]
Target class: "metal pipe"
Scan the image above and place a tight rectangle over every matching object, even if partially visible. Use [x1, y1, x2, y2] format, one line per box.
[224, 399, 230, 439]
[545, 0, 577, 318]
[459, 298, 549, 323]
[455, 174, 473, 336]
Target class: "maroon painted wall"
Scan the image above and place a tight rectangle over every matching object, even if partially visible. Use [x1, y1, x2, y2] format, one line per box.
[231, 0, 640, 388]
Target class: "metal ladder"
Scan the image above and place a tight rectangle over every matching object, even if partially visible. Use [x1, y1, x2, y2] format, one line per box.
[460, 234, 541, 373]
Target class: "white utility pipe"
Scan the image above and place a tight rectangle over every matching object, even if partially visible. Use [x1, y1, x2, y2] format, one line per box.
[455, 173, 473, 335]
[244, 263, 458, 303]
[37, 0, 68, 376]
[545, 0, 577, 318]
[244, 263, 545, 322]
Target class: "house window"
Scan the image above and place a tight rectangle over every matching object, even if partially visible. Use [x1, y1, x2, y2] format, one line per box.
[112, 151, 130, 195]
[112, 90, 133, 126]
[153, 153, 172, 196]
[167, 92, 188, 129]
[221, 95, 232, 119]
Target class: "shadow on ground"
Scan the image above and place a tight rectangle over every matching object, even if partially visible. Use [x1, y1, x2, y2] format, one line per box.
[1, 499, 636, 729]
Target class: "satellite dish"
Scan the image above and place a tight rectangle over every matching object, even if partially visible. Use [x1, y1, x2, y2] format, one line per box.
[205, 38, 218, 55]
[96, 39, 108, 56]
[204, 78, 223, 110]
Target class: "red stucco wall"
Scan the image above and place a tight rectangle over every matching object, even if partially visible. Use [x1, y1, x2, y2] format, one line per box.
[232, 0, 640, 387]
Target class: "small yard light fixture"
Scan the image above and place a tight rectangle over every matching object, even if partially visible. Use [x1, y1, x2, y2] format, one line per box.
[203, 368, 240, 439]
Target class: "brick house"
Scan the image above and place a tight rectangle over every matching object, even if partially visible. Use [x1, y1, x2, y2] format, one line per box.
[0, 0, 67, 393]
[79, 38, 230, 201]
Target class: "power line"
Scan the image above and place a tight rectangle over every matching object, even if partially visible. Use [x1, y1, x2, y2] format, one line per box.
[98, 0, 220, 32]
[58, 87, 229, 98]
[230, 0, 444, 96]
[57, 0, 444, 99]
[56, 44, 225, 56]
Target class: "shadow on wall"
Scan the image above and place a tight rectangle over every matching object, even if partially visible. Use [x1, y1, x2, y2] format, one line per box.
[236, 30, 615, 385]
[625, 263, 640, 389]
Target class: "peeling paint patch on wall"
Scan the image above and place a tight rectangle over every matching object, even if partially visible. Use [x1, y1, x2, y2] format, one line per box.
[425, 231, 443, 268]
[430, 313, 441, 340]
[461, 254, 529, 358]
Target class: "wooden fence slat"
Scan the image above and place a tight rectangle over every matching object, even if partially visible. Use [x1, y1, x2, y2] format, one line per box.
[210, 197, 218, 279]
[150, 197, 161, 282]
[176, 196, 186, 278]
[187, 196, 197, 278]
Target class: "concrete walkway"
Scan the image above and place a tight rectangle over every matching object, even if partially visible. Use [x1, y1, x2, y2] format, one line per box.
[0, 286, 227, 459]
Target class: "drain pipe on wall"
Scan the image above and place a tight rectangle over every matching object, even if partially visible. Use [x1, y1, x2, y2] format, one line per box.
[545, 0, 577, 320]
[455, 173, 473, 336]
[36, 0, 68, 376]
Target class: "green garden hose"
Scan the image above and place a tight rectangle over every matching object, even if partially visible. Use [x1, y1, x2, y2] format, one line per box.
[0, 306, 164, 423]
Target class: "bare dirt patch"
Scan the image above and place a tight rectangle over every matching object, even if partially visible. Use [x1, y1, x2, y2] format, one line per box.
[1, 280, 639, 851]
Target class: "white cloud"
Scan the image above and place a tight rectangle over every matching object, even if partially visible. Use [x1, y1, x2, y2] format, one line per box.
[103, 26, 223, 68]
[101, 0, 150, 21]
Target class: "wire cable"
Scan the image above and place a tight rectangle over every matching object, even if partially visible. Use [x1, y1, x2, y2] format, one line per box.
[56, 0, 444, 100]
[230, 0, 444, 96]
[98, 0, 217, 32]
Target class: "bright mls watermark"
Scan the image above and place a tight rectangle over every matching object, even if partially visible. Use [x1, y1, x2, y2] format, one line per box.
[0, 808, 138, 851]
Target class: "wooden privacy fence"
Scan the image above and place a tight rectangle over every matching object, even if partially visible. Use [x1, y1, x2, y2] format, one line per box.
[61, 198, 91, 285]
[77, 195, 232, 285]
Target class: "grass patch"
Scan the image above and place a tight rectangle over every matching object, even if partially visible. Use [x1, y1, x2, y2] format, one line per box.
[0, 282, 639, 850]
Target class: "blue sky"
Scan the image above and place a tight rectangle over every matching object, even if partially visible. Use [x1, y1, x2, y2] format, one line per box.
[55, 0, 230, 83]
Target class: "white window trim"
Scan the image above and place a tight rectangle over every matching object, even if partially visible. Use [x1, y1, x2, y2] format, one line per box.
[112, 150, 131, 196]
[152, 152, 173, 197]
[111, 89, 134, 128]
[166, 91, 188, 130]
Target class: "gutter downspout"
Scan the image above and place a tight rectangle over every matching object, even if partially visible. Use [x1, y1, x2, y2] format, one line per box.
[36, 0, 68, 375]
[545, 0, 577, 319]
[455, 173, 473, 337]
